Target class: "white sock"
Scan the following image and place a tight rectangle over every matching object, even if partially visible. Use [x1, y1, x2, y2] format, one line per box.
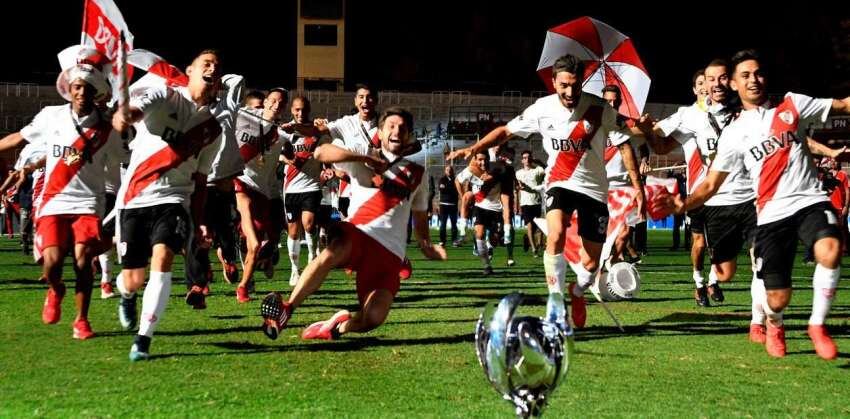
[750, 274, 766, 325]
[693, 270, 705, 288]
[810, 264, 840, 325]
[138, 271, 172, 338]
[99, 253, 111, 284]
[458, 218, 467, 236]
[305, 232, 316, 262]
[476, 239, 490, 267]
[571, 262, 595, 297]
[503, 224, 512, 245]
[707, 265, 718, 286]
[116, 272, 135, 299]
[287, 237, 300, 274]
[763, 292, 784, 326]
[543, 252, 566, 294]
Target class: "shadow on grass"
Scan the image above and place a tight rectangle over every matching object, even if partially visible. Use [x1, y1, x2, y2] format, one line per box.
[143, 332, 476, 360]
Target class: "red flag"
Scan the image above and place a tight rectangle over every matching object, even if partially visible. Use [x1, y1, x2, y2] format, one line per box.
[81, 0, 134, 99]
[127, 49, 189, 87]
[563, 175, 678, 268]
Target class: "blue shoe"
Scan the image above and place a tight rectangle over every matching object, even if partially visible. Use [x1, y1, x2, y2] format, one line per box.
[129, 346, 150, 362]
[129, 335, 151, 362]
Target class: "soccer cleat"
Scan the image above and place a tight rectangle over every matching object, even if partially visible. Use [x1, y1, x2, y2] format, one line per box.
[264, 260, 275, 279]
[236, 286, 251, 303]
[42, 283, 66, 325]
[289, 270, 300, 287]
[100, 282, 115, 299]
[222, 262, 239, 284]
[506, 259, 516, 267]
[129, 335, 151, 362]
[568, 283, 587, 329]
[452, 239, 462, 248]
[301, 310, 351, 340]
[217, 247, 239, 284]
[808, 325, 838, 360]
[707, 283, 725, 303]
[399, 258, 412, 280]
[260, 292, 293, 340]
[472, 246, 479, 256]
[72, 319, 95, 340]
[118, 294, 138, 331]
[185, 286, 207, 310]
[748, 324, 766, 344]
[483, 265, 494, 276]
[694, 287, 710, 307]
[765, 324, 786, 358]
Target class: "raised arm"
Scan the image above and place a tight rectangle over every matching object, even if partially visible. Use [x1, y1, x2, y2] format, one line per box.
[675, 170, 729, 214]
[807, 137, 849, 159]
[313, 143, 385, 168]
[0, 132, 27, 153]
[445, 126, 511, 161]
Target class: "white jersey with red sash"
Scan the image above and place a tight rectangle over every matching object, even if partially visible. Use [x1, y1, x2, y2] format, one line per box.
[280, 130, 322, 193]
[335, 142, 428, 260]
[604, 117, 643, 188]
[205, 74, 245, 183]
[657, 101, 753, 206]
[506, 93, 629, 203]
[117, 85, 223, 210]
[711, 93, 832, 225]
[470, 172, 503, 212]
[20, 105, 125, 218]
[235, 108, 284, 198]
[13, 141, 47, 215]
[326, 114, 379, 150]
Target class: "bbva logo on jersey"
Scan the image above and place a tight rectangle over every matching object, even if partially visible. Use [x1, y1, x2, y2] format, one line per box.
[778, 110, 795, 126]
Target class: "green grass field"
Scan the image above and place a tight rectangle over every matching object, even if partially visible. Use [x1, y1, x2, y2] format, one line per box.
[1, 230, 850, 418]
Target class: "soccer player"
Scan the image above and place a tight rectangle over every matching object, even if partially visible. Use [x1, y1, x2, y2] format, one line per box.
[260, 107, 446, 341]
[656, 49, 850, 359]
[280, 95, 327, 286]
[447, 54, 644, 328]
[640, 61, 739, 307]
[515, 150, 545, 256]
[231, 87, 288, 302]
[111, 50, 226, 361]
[25, 48, 125, 339]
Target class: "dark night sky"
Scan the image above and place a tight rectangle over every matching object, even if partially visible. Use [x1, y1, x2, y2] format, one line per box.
[4, 1, 848, 105]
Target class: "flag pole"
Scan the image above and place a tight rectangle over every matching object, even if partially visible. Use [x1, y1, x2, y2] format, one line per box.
[80, 0, 89, 45]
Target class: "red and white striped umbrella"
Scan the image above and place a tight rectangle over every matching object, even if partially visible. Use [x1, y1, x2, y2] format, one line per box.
[536, 16, 650, 120]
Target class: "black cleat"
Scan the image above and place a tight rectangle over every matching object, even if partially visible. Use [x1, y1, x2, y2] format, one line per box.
[260, 292, 292, 340]
[694, 286, 710, 307]
[483, 266, 494, 276]
[707, 283, 725, 303]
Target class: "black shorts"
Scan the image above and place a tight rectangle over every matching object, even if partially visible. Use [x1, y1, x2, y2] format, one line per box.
[473, 207, 502, 230]
[687, 206, 706, 234]
[317, 204, 335, 227]
[545, 187, 608, 243]
[338, 197, 350, 218]
[755, 202, 842, 290]
[703, 200, 757, 264]
[102, 193, 117, 238]
[521, 205, 542, 224]
[284, 190, 322, 223]
[119, 203, 190, 269]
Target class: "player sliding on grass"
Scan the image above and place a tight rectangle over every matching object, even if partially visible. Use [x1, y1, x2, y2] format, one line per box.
[261, 107, 446, 340]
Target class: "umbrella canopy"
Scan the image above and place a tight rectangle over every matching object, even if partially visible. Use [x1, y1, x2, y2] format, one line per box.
[537, 16, 650, 120]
